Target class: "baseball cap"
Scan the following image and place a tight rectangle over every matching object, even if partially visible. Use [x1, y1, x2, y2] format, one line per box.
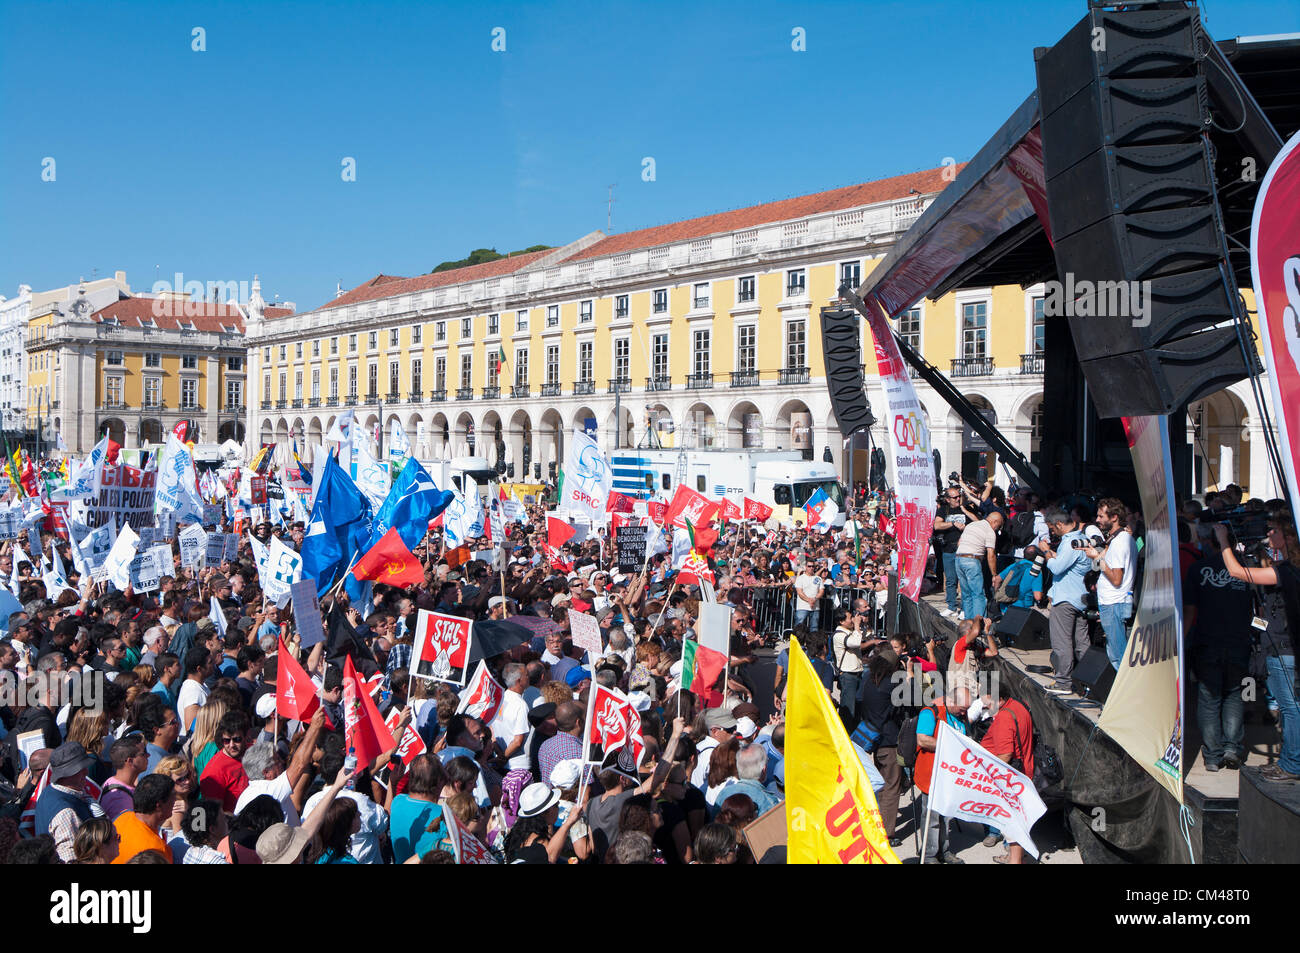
[517, 782, 562, 818]
[705, 708, 738, 732]
[564, 665, 592, 688]
[196, 617, 214, 632]
[254, 694, 277, 719]
[488, 596, 507, 609]
[256, 823, 313, 864]
[735, 716, 758, 739]
[549, 759, 582, 790]
[48, 741, 95, 781]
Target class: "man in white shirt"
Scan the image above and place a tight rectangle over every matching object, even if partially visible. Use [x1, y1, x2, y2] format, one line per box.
[234, 738, 315, 826]
[794, 564, 825, 632]
[176, 647, 214, 739]
[1085, 498, 1138, 669]
[489, 663, 532, 776]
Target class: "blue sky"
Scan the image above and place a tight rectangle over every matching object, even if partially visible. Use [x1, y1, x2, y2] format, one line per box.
[1, 0, 1294, 310]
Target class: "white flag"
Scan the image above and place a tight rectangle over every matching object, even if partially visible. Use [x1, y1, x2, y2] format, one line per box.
[442, 485, 481, 549]
[326, 409, 354, 445]
[928, 721, 1047, 858]
[209, 595, 228, 638]
[389, 420, 410, 458]
[52, 436, 109, 502]
[155, 434, 204, 523]
[354, 443, 389, 512]
[103, 524, 140, 592]
[559, 427, 612, 524]
[43, 545, 75, 599]
[252, 534, 302, 607]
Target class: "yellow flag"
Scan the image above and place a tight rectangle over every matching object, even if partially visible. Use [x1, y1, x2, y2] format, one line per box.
[785, 638, 900, 864]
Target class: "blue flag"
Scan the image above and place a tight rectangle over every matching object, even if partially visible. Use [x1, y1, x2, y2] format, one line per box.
[301, 453, 372, 594]
[368, 458, 453, 551]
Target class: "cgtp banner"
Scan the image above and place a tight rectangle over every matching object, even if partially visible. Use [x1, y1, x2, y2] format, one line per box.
[862, 298, 935, 602]
[1099, 415, 1183, 804]
[928, 722, 1047, 858]
[1251, 129, 1300, 513]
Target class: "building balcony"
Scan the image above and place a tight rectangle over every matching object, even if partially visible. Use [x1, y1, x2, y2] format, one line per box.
[693, 297, 710, 309]
[481, 385, 500, 400]
[430, 389, 447, 403]
[292, 399, 303, 409]
[614, 308, 629, 320]
[1020, 353, 1045, 375]
[385, 392, 401, 403]
[275, 399, 287, 409]
[364, 393, 379, 405]
[456, 387, 474, 401]
[685, 373, 713, 390]
[408, 391, 423, 404]
[179, 403, 201, 413]
[308, 397, 321, 408]
[345, 395, 358, 406]
[540, 383, 561, 397]
[260, 400, 272, 410]
[730, 370, 759, 388]
[100, 401, 129, 411]
[952, 356, 995, 377]
[608, 378, 631, 394]
[143, 401, 166, 411]
[572, 380, 594, 396]
[326, 397, 339, 407]
[646, 376, 671, 392]
[785, 284, 806, 298]
[225, 405, 245, 414]
[778, 367, 810, 385]
[511, 384, 530, 398]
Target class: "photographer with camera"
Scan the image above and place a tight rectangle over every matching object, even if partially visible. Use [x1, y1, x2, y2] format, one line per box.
[1040, 508, 1092, 694]
[934, 481, 979, 621]
[1213, 516, 1300, 780]
[831, 606, 880, 727]
[948, 616, 998, 702]
[1084, 498, 1138, 670]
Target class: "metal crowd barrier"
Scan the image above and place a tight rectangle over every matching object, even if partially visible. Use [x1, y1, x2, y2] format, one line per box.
[733, 584, 882, 638]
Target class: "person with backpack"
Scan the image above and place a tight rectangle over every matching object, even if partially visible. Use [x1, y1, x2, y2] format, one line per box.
[911, 684, 972, 864]
[978, 694, 1035, 864]
[993, 545, 1045, 611]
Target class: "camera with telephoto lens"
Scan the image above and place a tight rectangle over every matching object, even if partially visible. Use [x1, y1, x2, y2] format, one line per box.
[948, 471, 961, 486]
[1028, 552, 1047, 578]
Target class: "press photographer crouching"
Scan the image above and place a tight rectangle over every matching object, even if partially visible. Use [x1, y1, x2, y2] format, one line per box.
[1213, 512, 1300, 781]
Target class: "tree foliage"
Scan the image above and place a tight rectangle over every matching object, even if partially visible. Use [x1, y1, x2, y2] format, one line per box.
[432, 244, 551, 273]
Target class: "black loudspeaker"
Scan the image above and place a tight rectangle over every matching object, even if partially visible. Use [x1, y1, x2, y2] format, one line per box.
[819, 307, 875, 436]
[994, 606, 1048, 648]
[1034, 6, 1250, 418]
[1071, 647, 1116, 703]
[1238, 767, 1300, 864]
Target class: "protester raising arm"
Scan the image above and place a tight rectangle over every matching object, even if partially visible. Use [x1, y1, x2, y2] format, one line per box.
[288, 706, 328, 812]
[301, 766, 356, 843]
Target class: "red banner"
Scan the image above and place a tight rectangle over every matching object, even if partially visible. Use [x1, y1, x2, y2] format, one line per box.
[411, 609, 471, 687]
[1252, 129, 1300, 515]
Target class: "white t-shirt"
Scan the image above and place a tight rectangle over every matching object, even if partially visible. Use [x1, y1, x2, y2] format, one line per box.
[489, 690, 532, 772]
[692, 736, 720, 790]
[1097, 529, 1137, 606]
[302, 788, 388, 863]
[176, 679, 209, 737]
[235, 771, 299, 826]
[795, 573, 822, 606]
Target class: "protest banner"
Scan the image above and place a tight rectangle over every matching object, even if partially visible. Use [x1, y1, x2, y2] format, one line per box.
[179, 524, 206, 569]
[0, 510, 23, 541]
[86, 464, 158, 532]
[568, 608, 603, 660]
[457, 661, 504, 723]
[615, 524, 648, 573]
[202, 503, 222, 527]
[927, 721, 1048, 858]
[290, 578, 326, 648]
[410, 610, 471, 687]
[223, 533, 238, 562]
[205, 532, 226, 567]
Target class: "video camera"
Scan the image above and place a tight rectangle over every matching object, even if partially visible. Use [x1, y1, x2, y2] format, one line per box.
[1217, 509, 1270, 551]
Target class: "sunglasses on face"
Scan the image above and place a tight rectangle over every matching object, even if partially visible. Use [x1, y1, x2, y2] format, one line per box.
[221, 736, 244, 745]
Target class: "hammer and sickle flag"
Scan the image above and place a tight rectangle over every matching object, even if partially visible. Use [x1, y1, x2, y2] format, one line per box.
[352, 527, 426, 588]
[785, 638, 900, 865]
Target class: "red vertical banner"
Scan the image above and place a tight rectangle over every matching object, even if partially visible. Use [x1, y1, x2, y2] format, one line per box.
[1251, 130, 1300, 515]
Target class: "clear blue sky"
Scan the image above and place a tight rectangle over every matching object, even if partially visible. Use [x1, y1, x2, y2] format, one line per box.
[1, 0, 1294, 311]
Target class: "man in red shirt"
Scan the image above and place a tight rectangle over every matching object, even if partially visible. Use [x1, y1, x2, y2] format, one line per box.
[979, 694, 1035, 865]
[200, 710, 252, 812]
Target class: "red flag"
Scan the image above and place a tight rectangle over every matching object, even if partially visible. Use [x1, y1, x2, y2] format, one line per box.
[718, 497, 742, 523]
[276, 639, 321, 722]
[585, 683, 631, 756]
[543, 544, 574, 573]
[676, 550, 715, 587]
[606, 491, 635, 514]
[665, 485, 718, 530]
[689, 643, 728, 706]
[383, 709, 428, 766]
[743, 497, 773, 522]
[646, 500, 667, 525]
[457, 660, 504, 724]
[411, 610, 471, 685]
[610, 512, 628, 533]
[692, 522, 719, 554]
[547, 516, 576, 549]
[105, 439, 121, 465]
[445, 810, 497, 864]
[353, 527, 425, 587]
[172, 421, 189, 443]
[343, 655, 395, 768]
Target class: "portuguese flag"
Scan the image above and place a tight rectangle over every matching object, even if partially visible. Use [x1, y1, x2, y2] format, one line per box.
[681, 639, 726, 708]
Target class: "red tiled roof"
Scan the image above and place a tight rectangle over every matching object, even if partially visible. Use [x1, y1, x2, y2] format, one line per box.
[92, 296, 245, 333]
[265, 307, 294, 319]
[322, 248, 555, 312]
[565, 166, 964, 262]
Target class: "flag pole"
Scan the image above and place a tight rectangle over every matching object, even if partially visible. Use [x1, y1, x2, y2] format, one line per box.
[919, 722, 942, 863]
[326, 550, 362, 600]
[653, 580, 677, 632]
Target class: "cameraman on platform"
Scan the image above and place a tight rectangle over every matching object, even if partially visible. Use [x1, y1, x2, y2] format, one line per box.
[1084, 498, 1138, 670]
[1041, 507, 1092, 694]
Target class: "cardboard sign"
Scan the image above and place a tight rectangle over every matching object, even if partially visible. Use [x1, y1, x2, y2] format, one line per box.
[411, 609, 471, 687]
[202, 503, 222, 527]
[568, 608, 604, 660]
[290, 578, 325, 648]
[0, 510, 23, 541]
[179, 524, 206, 568]
[222, 533, 239, 562]
[205, 532, 226, 566]
[86, 464, 158, 532]
[616, 524, 648, 573]
[137, 526, 155, 550]
[250, 475, 267, 505]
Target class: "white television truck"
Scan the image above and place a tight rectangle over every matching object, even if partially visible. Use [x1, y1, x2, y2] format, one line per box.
[608, 448, 845, 526]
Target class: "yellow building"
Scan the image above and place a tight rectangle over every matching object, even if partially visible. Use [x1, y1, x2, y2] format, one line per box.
[245, 166, 1059, 484]
[25, 282, 258, 453]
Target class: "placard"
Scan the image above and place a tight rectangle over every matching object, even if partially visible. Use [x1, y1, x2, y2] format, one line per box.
[27, 527, 41, 563]
[0, 510, 23, 541]
[290, 578, 325, 648]
[179, 524, 206, 569]
[616, 524, 648, 573]
[222, 533, 239, 562]
[410, 609, 471, 687]
[568, 608, 604, 660]
[203, 503, 222, 527]
[205, 532, 226, 566]
[250, 475, 267, 505]
[86, 464, 158, 532]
